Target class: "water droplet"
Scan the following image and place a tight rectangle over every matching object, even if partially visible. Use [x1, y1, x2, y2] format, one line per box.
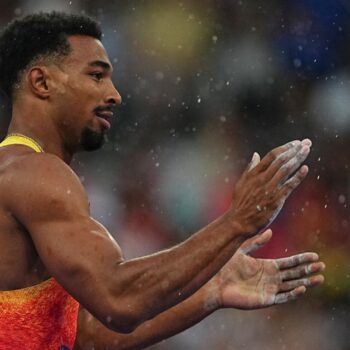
[338, 194, 346, 204]
[293, 58, 302, 68]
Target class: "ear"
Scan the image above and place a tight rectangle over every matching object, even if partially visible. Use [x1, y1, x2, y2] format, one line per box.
[26, 66, 52, 99]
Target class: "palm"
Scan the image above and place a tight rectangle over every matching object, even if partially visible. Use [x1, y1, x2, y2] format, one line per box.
[219, 252, 283, 309]
[213, 231, 324, 310]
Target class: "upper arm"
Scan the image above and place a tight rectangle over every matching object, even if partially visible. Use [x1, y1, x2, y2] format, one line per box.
[4, 154, 124, 321]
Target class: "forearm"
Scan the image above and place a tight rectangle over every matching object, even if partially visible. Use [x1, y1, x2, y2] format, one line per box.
[74, 141, 310, 332]
[75, 282, 219, 350]
[110, 212, 245, 327]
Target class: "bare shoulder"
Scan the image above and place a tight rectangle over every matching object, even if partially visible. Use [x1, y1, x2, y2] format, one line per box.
[0, 152, 90, 219]
[3, 152, 81, 182]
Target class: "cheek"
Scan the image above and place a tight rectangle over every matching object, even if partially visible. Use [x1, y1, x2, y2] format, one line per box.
[54, 78, 101, 124]
[59, 86, 93, 114]
[56, 83, 68, 95]
[62, 75, 96, 100]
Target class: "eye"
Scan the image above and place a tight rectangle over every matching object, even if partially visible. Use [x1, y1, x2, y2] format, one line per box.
[91, 72, 103, 81]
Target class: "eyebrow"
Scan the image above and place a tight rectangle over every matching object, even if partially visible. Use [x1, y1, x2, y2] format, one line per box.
[88, 60, 112, 71]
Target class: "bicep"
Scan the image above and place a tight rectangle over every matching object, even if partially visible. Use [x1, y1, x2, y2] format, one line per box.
[30, 215, 124, 289]
[6, 155, 124, 314]
[30, 212, 124, 324]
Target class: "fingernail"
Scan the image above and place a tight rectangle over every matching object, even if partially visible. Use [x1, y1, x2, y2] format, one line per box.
[302, 138, 312, 147]
[252, 152, 259, 162]
[312, 253, 319, 260]
[300, 165, 309, 175]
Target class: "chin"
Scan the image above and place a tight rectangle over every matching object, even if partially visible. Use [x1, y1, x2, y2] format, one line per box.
[80, 126, 106, 151]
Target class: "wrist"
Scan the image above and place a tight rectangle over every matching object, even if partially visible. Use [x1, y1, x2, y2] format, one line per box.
[201, 279, 222, 312]
[222, 210, 254, 241]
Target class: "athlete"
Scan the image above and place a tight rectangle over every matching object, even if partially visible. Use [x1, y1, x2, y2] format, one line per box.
[0, 13, 324, 350]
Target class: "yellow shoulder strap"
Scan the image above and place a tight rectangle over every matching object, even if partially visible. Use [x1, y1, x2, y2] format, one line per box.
[0, 134, 43, 153]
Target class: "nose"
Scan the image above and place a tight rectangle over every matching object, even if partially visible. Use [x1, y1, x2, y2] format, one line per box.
[104, 82, 122, 106]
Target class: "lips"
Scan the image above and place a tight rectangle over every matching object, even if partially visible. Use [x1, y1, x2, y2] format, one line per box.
[95, 110, 113, 130]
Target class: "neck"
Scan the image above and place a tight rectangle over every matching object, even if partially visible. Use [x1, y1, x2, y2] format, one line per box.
[9, 102, 74, 164]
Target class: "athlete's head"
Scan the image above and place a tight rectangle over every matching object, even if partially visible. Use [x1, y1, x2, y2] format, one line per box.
[0, 12, 121, 151]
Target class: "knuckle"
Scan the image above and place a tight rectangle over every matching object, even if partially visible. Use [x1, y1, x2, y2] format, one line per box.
[278, 152, 288, 162]
[284, 271, 292, 280]
[286, 180, 297, 190]
[279, 164, 290, 176]
[286, 141, 297, 149]
[294, 254, 302, 264]
[292, 256, 299, 266]
[303, 278, 310, 286]
[254, 176, 264, 186]
[274, 156, 285, 168]
[304, 265, 311, 275]
[268, 150, 278, 162]
[296, 170, 305, 180]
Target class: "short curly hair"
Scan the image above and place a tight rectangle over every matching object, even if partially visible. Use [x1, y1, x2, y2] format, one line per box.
[0, 12, 102, 98]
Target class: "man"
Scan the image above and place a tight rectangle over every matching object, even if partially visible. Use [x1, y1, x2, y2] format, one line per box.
[0, 12, 324, 350]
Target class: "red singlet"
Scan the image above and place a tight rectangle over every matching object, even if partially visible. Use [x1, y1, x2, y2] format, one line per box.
[0, 278, 79, 349]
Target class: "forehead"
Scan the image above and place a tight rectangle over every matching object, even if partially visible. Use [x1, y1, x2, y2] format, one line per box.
[65, 35, 111, 67]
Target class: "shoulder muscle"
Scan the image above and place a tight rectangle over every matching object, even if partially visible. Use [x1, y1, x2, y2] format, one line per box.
[3, 153, 90, 224]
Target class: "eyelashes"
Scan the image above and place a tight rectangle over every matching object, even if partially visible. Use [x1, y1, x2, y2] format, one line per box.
[90, 72, 103, 81]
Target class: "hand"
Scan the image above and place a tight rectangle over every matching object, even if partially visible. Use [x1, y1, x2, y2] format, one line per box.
[230, 139, 312, 236]
[209, 230, 325, 310]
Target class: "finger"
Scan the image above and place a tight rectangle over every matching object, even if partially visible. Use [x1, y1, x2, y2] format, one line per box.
[278, 165, 309, 200]
[269, 145, 311, 187]
[301, 138, 312, 147]
[253, 140, 301, 174]
[239, 229, 273, 254]
[261, 142, 303, 180]
[247, 152, 261, 172]
[308, 274, 325, 286]
[281, 262, 326, 281]
[276, 252, 319, 269]
[274, 286, 306, 304]
[259, 138, 311, 181]
[279, 275, 325, 292]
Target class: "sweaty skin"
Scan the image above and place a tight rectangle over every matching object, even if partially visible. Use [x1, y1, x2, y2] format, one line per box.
[0, 34, 323, 349]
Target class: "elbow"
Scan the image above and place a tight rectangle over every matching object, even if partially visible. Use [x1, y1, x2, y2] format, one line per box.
[99, 303, 148, 334]
[108, 316, 140, 334]
[93, 279, 158, 333]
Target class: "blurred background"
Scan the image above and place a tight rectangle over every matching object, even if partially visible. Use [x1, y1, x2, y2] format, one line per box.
[1, 0, 350, 349]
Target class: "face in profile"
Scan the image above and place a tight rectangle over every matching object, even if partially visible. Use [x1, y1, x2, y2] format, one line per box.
[51, 35, 122, 152]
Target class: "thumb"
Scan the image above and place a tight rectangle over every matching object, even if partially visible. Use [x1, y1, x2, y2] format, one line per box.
[247, 152, 261, 172]
[239, 229, 273, 254]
